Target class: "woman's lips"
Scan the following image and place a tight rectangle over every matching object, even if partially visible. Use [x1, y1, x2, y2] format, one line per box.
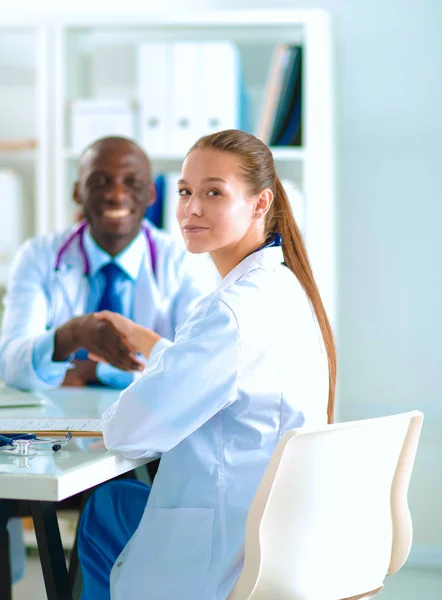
[182, 226, 209, 234]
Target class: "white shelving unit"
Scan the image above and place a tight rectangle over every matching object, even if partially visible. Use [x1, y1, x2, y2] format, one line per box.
[0, 22, 51, 286]
[50, 9, 336, 322]
[1, 10, 336, 323]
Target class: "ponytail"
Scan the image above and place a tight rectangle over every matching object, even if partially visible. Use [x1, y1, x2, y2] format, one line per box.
[189, 130, 336, 423]
[270, 177, 336, 423]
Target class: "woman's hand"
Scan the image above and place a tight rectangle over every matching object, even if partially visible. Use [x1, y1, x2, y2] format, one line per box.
[92, 311, 162, 360]
[94, 311, 136, 342]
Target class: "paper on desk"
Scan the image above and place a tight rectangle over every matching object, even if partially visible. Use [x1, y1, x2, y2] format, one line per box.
[0, 418, 102, 436]
[0, 386, 45, 408]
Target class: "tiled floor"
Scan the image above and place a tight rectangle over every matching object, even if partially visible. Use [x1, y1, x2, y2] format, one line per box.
[12, 555, 442, 599]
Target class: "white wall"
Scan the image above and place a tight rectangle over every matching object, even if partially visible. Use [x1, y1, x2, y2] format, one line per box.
[1, 0, 208, 16]
[3, 0, 442, 561]
[199, 0, 442, 556]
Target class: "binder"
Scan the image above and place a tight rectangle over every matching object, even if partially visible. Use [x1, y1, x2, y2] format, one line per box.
[270, 46, 303, 146]
[139, 41, 245, 154]
[145, 174, 165, 228]
[138, 42, 171, 155]
[256, 44, 290, 143]
[70, 99, 134, 153]
[201, 42, 241, 136]
[170, 42, 203, 153]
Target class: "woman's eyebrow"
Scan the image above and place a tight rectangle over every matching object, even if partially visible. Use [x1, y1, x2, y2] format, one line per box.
[177, 176, 227, 185]
[201, 177, 227, 184]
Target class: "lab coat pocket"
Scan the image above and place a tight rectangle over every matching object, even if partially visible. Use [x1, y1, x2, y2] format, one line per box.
[116, 506, 214, 600]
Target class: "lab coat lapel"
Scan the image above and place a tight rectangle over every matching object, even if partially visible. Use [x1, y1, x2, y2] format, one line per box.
[133, 254, 163, 330]
[217, 247, 284, 291]
[55, 246, 88, 323]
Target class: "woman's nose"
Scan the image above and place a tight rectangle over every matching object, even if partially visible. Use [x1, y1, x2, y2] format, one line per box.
[184, 195, 202, 217]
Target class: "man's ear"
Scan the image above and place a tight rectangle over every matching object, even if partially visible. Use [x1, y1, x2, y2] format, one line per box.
[146, 182, 157, 208]
[73, 181, 82, 206]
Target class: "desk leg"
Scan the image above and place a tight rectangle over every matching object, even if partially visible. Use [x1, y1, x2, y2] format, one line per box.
[30, 501, 73, 600]
[0, 500, 13, 600]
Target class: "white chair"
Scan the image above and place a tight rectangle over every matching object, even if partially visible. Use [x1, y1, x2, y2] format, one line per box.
[228, 411, 423, 600]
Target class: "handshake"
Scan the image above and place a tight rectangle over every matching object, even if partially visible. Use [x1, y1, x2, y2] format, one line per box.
[54, 311, 161, 380]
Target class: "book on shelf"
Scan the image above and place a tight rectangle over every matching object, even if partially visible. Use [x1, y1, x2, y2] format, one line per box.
[144, 174, 166, 228]
[0, 138, 37, 153]
[256, 45, 303, 147]
[256, 44, 290, 144]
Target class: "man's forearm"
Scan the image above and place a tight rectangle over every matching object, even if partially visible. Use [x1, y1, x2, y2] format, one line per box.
[53, 319, 81, 361]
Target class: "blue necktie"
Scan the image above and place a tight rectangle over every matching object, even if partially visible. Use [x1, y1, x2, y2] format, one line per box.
[75, 262, 128, 361]
[96, 262, 128, 315]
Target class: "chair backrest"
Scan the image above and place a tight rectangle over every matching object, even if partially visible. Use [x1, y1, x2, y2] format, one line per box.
[228, 411, 423, 600]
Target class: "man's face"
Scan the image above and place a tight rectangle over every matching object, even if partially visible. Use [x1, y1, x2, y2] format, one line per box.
[74, 140, 155, 245]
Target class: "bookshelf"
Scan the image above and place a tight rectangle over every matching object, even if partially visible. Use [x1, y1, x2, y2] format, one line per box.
[50, 9, 336, 322]
[2, 10, 336, 323]
[0, 24, 51, 288]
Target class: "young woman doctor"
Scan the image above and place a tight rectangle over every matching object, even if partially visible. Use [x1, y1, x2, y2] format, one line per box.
[78, 130, 337, 600]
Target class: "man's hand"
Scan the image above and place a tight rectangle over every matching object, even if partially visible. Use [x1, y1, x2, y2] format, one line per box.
[95, 311, 161, 360]
[62, 359, 98, 387]
[53, 314, 144, 372]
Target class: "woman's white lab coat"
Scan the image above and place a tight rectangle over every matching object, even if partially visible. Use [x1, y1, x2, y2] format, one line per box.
[102, 246, 329, 600]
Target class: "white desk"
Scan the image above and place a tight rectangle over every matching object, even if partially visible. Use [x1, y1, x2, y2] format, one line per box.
[0, 387, 148, 501]
[0, 387, 150, 600]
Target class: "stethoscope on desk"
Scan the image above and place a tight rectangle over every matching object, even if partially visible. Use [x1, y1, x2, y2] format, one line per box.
[0, 432, 73, 457]
[49, 220, 157, 323]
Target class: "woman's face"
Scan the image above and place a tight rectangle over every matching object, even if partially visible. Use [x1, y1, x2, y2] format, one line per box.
[176, 148, 259, 255]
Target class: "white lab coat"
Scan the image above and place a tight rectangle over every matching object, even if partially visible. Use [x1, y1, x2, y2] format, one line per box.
[0, 220, 214, 390]
[103, 246, 329, 600]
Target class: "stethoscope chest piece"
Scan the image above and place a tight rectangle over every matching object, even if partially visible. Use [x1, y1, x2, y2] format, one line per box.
[8, 439, 37, 457]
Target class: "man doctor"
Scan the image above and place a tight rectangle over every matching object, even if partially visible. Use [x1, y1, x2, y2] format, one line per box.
[0, 136, 211, 391]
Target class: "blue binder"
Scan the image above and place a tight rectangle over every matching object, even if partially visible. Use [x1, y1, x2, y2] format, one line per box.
[270, 46, 302, 146]
[145, 174, 165, 228]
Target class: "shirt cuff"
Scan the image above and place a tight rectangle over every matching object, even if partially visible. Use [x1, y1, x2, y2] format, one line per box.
[96, 363, 135, 390]
[131, 339, 172, 383]
[150, 337, 172, 359]
[32, 330, 73, 386]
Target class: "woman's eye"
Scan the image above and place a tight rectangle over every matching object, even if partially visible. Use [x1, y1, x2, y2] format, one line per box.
[208, 189, 221, 197]
[178, 188, 191, 196]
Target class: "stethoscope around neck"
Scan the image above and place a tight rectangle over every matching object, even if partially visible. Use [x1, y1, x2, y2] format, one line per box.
[46, 220, 157, 329]
[54, 219, 157, 277]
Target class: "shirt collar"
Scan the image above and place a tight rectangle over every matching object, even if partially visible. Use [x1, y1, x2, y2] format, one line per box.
[83, 226, 146, 281]
[217, 246, 284, 291]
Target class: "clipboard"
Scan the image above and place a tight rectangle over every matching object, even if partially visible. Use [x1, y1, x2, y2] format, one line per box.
[0, 418, 103, 437]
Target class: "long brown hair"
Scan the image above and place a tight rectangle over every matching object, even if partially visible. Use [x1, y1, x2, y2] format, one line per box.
[189, 129, 336, 423]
